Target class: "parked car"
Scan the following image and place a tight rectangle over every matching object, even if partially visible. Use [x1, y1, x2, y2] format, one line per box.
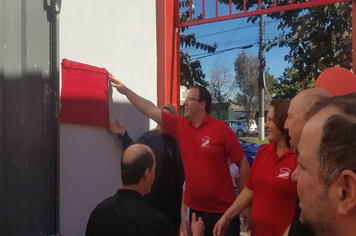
[242, 119, 258, 132]
[225, 120, 248, 137]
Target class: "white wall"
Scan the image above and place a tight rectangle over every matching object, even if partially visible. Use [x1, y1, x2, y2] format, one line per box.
[59, 1, 157, 235]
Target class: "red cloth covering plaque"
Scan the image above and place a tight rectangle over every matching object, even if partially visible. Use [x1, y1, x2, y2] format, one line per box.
[60, 59, 110, 127]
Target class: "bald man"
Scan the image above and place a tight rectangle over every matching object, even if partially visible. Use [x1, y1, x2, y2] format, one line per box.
[85, 144, 204, 236]
[283, 88, 332, 236]
[292, 93, 356, 236]
[284, 88, 332, 150]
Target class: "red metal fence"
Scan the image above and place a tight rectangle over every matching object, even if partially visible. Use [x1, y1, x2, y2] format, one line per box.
[175, 0, 355, 72]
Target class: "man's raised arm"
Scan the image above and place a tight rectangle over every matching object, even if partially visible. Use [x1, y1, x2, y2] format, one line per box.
[109, 74, 162, 126]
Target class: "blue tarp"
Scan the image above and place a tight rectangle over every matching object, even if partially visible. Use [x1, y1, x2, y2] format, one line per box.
[239, 139, 261, 166]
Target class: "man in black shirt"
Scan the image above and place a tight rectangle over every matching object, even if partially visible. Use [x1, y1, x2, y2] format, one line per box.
[85, 143, 204, 236]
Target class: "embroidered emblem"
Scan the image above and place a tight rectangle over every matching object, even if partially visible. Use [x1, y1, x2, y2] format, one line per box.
[277, 167, 292, 180]
[201, 136, 210, 148]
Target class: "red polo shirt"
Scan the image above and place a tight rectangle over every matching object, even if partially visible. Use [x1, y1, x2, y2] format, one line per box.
[162, 112, 245, 213]
[246, 143, 298, 236]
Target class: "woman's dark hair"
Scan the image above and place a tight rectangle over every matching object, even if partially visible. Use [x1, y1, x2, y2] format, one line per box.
[270, 100, 291, 147]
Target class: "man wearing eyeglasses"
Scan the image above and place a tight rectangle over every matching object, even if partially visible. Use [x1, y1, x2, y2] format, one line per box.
[109, 74, 252, 236]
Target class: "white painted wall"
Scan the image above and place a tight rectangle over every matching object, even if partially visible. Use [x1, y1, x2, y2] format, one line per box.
[59, 1, 157, 235]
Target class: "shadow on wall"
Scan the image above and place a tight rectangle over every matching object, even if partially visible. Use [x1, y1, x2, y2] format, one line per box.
[0, 71, 153, 235]
[60, 100, 152, 235]
[0, 72, 57, 235]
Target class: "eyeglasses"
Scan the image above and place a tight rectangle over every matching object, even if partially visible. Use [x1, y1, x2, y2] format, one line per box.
[185, 97, 201, 103]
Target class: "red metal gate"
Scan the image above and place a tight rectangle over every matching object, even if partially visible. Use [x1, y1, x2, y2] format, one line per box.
[157, 0, 355, 110]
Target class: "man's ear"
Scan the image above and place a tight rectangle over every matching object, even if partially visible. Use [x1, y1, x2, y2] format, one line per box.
[337, 170, 356, 216]
[200, 100, 206, 110]
[143, 168, 150, 181]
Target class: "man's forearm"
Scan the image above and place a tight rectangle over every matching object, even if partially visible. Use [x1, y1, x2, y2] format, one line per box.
[236, 157, 250, 191]
[123, 87, 162, 125]
[109, 73, 162, 125]
[219, 187, 254, 227]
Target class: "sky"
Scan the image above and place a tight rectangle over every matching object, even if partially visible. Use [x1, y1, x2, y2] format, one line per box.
[180, 16, 291, 81]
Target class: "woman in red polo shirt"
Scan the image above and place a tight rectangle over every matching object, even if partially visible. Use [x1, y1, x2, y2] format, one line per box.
[213, 100, 298, 236]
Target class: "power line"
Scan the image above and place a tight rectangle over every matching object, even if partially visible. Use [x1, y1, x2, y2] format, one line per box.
[205, 18, 245, 77]
[194, 19, 280, 39]
[188, 34, 279, 60]
[183, 27, 283, 57]
[191, 43, 258, 60]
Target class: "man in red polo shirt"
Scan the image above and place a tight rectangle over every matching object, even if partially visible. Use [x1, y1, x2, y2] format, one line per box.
[109, 74, 251, 236]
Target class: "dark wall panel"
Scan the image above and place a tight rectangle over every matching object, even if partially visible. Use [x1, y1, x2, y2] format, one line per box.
[0, 1, 59, 235]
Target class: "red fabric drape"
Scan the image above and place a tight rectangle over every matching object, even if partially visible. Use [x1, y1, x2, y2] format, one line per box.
[60, 59, 110, 127]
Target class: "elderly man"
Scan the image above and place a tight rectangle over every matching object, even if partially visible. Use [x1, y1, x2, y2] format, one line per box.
[283, 88, 332, 236]
[85, 143, 204, 236]
[109, 74, 251, 236]
[291, 93, 356, 236]
[284, 88, 332, 150]
[284, 66, 356, 236]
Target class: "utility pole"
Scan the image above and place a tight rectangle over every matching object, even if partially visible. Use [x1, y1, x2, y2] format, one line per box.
[258, 13, 265, 140]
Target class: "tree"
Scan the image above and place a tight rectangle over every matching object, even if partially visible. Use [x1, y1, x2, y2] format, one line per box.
[272, 67, 316, 99]
[233, 50, 276, 122]
[266, 2, 352, 81]
[207, 63, 236, 120]
[219, 1, 352, 82]
[180, 51, 209, 88]
[179, 1, 217, 87]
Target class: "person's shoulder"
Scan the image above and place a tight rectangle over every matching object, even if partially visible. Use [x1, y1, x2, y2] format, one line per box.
[143, 129, 160, 137]
[95, 195, 117, 208]
[258, 143, 271, 150]
[162, 111, 183, 120]
[255, 143, 272, 155]
[88, 195, 117, 219]
[216, 119, 228, 126]
[207, 115, 223, 123]
[162, 111, 186, 125]
[209, 118, 230, 129]
[95, 189, 141, 208]
[286, 147, 296, 156]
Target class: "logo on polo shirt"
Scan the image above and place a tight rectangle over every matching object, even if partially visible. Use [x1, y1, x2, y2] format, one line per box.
[277, 167, 292, 180]
[201, 136, 210, 148]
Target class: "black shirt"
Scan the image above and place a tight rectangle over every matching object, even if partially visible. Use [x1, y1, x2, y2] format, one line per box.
[85, 189, 176, 236]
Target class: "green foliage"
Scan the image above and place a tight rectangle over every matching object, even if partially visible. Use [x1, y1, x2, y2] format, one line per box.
[272, 67, 300, 99]
[180, 51, 208, 87]
[266, 2, 353, 81]
[218, 1, 352, 83]
[272, 78, 300, 100]
[179, 1, 217, 88]
[180, 34, 217, 53]
[272, 67, 316, 99]
[233, 50, 276, 116]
